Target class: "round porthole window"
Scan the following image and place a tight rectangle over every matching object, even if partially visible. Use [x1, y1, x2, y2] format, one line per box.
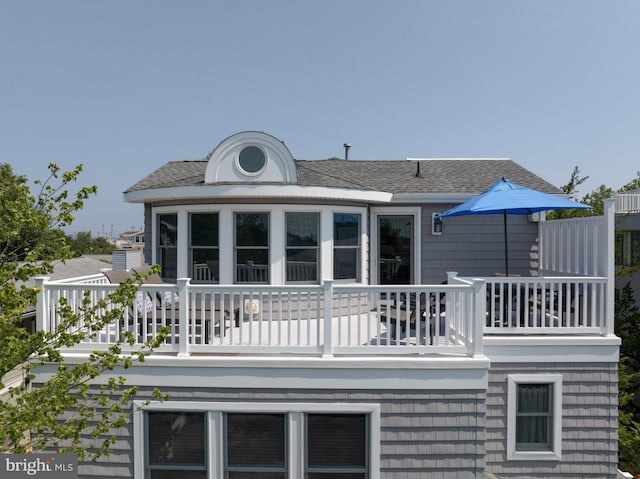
[238, 146, 266, 175]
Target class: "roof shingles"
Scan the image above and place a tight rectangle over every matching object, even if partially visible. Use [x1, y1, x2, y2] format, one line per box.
[126, 158, 562, 196]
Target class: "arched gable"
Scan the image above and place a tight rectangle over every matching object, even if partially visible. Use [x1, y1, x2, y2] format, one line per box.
[204, 131, 298, 184]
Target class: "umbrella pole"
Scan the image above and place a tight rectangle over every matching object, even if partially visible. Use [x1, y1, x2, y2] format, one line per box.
[503, 209, 509, 276]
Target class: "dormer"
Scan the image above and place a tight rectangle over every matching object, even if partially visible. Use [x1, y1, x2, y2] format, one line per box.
[204, 131, 298, 184]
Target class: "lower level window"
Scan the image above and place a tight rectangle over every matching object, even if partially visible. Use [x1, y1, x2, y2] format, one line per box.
[507, 374, 562, 461]
[226, 413, 286, 478]
[139, 403, 378, 479]
[307, 414, 368, 478]
[146, 412, 207, 478]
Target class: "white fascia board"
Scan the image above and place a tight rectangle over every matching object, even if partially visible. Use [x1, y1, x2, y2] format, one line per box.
[34, 355, 490, 391]
[124, 185, 393, 204]
[484, 335, 620, 363]
[391, 193, 476, 204]
[406, 157, 511, 161]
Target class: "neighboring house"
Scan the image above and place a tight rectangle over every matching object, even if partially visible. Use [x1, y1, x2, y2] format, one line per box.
[32, 132, 619, 478]
[615, 190, 640, 305]
[116, 229, 145, 250]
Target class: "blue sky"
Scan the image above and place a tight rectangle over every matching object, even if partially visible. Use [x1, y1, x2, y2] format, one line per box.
[2, 1, 638, 238]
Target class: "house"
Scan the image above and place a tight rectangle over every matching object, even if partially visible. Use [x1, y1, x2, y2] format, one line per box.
[615, 190, 640, 305]
[116, 229, 145, 250]
[32, 131, 619, 478]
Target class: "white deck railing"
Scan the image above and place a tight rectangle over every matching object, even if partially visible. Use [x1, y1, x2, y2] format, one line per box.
[34, 272, 611, 358]
[616, 191, 640, 214]
[450, 274, 609, 336]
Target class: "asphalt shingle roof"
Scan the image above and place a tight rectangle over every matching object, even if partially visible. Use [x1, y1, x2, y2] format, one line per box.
[125, 158, 562, 196]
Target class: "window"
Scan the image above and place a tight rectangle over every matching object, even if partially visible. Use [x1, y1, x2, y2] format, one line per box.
[235, 212, 269, 283]
[226, 413, 286, 478]
[286, 212, 319, 283]
[307, 414, 368, 478]
[333, 213, 361, 282]
[507, 374, 562, 461]
[157, 214, 178, 280]
[146, 412, 207, 478]
[238, 146, 267, 174]
[190, 213, 219, 283]
[136, 402, 379, 479]
[616, 230, 640, 267]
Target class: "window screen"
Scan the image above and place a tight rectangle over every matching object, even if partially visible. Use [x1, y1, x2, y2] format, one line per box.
[307, 414, 367, 478]
[226, 413, 286, 478]
[147, 412, 206, 478]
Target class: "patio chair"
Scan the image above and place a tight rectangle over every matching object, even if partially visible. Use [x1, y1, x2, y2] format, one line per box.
[131, 265, 234, 342]
[104, 267, 231, 344]
[379, 292, 435, 345]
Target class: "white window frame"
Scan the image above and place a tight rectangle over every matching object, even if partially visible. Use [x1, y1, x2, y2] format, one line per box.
[285, 211, 320, 284]
[332, 211, 364, 283]
[133, 401, 381, 479]
[370, 207, 421, 285]
[507, 374, 562, 461]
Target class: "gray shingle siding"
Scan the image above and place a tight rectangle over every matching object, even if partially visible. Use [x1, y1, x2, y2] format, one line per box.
[421, 205, 540, 283]
[486, 362, 618, 479]
[64, 387, 487, 479]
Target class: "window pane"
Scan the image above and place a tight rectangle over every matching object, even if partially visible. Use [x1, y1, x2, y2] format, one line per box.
[334, 249, 358, 281]
[151, 471, 207, 479]
[192, 249, 219, 282]
[286, 249, 317, 282]
[191, 213, 218, 247]
[307, 414, 366, 468]
[287, 213, 318, 246]
[516, 416, 549, 446]
[308, 475, 366, 479]
[148, 412, 205, 465]
[334, 214, 360, 246]
[236, 250, 269, 283]
[236, 213, 269, 246]
[159, 246, 177, 280]
[516, 383, 552, 449]
[379, 216, 413, 285]
[517, 384, 550, 414]
[159, 214, 178, 247]
[229, 473, 286, 479]
[227, 414, 286, 467]
[632, 231, 640, 266]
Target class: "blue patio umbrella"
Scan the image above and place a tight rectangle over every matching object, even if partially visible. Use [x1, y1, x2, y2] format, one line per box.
[438, 177, 591, 275]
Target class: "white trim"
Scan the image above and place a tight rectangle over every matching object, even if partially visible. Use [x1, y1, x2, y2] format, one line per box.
[124, 184, 393, 204]
[391, 193, 477, 204]
[485, 336, 620, 363]
[235, 144, 268, 177]
[133, 401, 381, 479]
[370, 206, 422, 285]
[507, 374, 563, 461]
[406, 157, 511, 162]
[35, 355, 490, 390]
[331, 208, 368, 284]
[205, 131, 297, 183]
